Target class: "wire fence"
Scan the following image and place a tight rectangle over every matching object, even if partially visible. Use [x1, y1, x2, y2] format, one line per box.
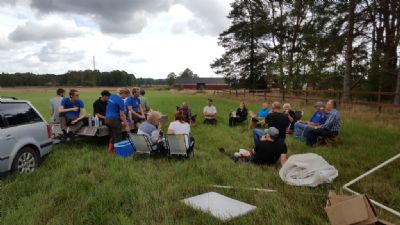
[212, 88, 400, 112]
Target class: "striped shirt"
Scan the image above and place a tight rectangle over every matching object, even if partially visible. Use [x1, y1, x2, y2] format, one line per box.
[321, 109, 341, 132]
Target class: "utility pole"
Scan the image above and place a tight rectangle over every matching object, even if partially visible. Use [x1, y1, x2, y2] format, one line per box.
[93, 56, 96, 71]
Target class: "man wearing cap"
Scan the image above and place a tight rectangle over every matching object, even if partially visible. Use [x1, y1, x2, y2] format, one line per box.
[203, 98, 217, 125]
[225, 127, 287, 166]
[293, 101, 327, 141]
[305, 99, 341, 146]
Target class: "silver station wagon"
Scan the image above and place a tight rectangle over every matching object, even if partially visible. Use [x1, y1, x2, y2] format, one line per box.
[0, 97, 53, 173]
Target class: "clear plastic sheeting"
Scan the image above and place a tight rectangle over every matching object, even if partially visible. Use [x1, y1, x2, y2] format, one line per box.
[182, 192, 256, 221]
[279, 153, 338, 187]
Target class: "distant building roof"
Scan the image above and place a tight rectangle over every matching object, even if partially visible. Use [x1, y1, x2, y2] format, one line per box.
[175, 77, 227, 85]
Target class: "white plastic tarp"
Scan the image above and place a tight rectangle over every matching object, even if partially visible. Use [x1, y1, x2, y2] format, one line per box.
[279, 153, 338, 187]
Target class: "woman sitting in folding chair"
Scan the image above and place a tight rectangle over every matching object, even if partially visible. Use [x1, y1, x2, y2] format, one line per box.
[167, 111, 195, 155]
[137, 111, 166, 153]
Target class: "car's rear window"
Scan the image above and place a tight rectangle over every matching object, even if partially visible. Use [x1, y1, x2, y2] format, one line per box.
[0, 102, 43, 127]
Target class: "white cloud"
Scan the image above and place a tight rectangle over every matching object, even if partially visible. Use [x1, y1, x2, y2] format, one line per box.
[0, 0, 232, 78]
[9, 21, 84, 42]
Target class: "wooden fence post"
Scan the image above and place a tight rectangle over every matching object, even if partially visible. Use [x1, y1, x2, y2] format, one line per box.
[236, 89, 238, 97]
[378, 90, 382, 113]
[264, 89, 267, 100]
[305, 89, 308, 104]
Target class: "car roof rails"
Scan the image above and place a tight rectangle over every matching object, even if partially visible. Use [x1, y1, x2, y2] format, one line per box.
[0, 96, 18, 100]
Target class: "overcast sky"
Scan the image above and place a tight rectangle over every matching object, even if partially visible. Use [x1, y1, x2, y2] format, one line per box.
[0, 0, 232, 78]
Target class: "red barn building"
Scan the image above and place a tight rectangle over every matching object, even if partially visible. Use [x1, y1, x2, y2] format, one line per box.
[174, 77, 228, 90]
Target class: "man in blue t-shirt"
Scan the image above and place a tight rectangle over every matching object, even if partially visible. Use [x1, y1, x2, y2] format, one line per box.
[248, 101, 270, 129]
[105, 88, 130, 153]
[306, 99, 341, 146]
[125, 87, 145, 128]
[294, 102, 326, 141]
[58, 89, 87, 140]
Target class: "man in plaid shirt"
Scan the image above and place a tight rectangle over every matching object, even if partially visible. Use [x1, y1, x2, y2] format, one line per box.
[306, 100, 341, 146]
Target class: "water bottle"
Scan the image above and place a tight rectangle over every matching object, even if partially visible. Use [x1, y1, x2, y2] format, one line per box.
[94, 116, 99, 127]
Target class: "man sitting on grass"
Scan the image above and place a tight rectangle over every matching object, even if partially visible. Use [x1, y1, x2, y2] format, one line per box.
[294, 101, 326, 141]
[203, 98, 217, 125]
[221, 127, 287, 166]
[248, 101, 270, 129]
[305, 99, 341, 146]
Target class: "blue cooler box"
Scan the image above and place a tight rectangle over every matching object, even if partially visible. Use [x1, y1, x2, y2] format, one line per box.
[114, 140, 135, 158]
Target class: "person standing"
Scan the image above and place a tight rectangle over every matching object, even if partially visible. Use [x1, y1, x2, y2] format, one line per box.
[105, 88, 130, 153]
[139, 89, 151, 114]
[93, 90, 111, 123]
[203, 99, 217, 125]
[58, 89, 87, 141]
[305, 100, 341, 146]
[49, 88, 65, 123]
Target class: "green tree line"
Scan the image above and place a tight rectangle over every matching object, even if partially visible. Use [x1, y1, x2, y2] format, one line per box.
[211, 0, 400, 103]
[0, 70, 137, 87]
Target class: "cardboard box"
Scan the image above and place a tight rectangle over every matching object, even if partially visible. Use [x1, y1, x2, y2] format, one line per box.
[325, 192, 378, 225]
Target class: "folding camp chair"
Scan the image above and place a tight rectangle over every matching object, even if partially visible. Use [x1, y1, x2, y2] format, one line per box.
[127, 133, 152, 155]
[166, 134, 194, 158]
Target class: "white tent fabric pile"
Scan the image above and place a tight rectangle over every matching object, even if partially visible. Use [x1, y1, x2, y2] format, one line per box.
[279, 153, 338, 187]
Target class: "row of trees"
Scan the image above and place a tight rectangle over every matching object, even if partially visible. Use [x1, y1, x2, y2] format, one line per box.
[211, 0, 400, 103]
[166, 68, 199, 86]
[0, 70, 136, 87]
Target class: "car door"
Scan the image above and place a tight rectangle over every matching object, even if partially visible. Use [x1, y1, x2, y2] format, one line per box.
[0, 104, 17, 164]
[0, 102, 45, 159]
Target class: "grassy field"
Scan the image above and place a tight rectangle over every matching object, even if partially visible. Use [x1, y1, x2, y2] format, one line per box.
[1, 88, 399, 225]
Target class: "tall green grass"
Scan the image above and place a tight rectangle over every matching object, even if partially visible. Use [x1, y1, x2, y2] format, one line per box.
[1, 89, 399, 225]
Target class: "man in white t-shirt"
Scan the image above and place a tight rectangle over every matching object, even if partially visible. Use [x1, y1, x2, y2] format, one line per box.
[203, 98, 217, 125]
[168, 111, 195, 153]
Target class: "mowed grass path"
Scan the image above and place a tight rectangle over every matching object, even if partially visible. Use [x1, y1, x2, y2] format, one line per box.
[1, 89, 399, 225]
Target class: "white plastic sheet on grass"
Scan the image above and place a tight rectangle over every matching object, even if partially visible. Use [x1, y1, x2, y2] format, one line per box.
[182, 192, 256, 221]
[279, 153, 338, 187]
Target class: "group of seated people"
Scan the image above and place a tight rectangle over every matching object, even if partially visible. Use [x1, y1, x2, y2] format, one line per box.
[50, 87, 341, 165]
[49, 87, 151, 143]
[49, 87, 194, 155]
[222, 99, 341, 166]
